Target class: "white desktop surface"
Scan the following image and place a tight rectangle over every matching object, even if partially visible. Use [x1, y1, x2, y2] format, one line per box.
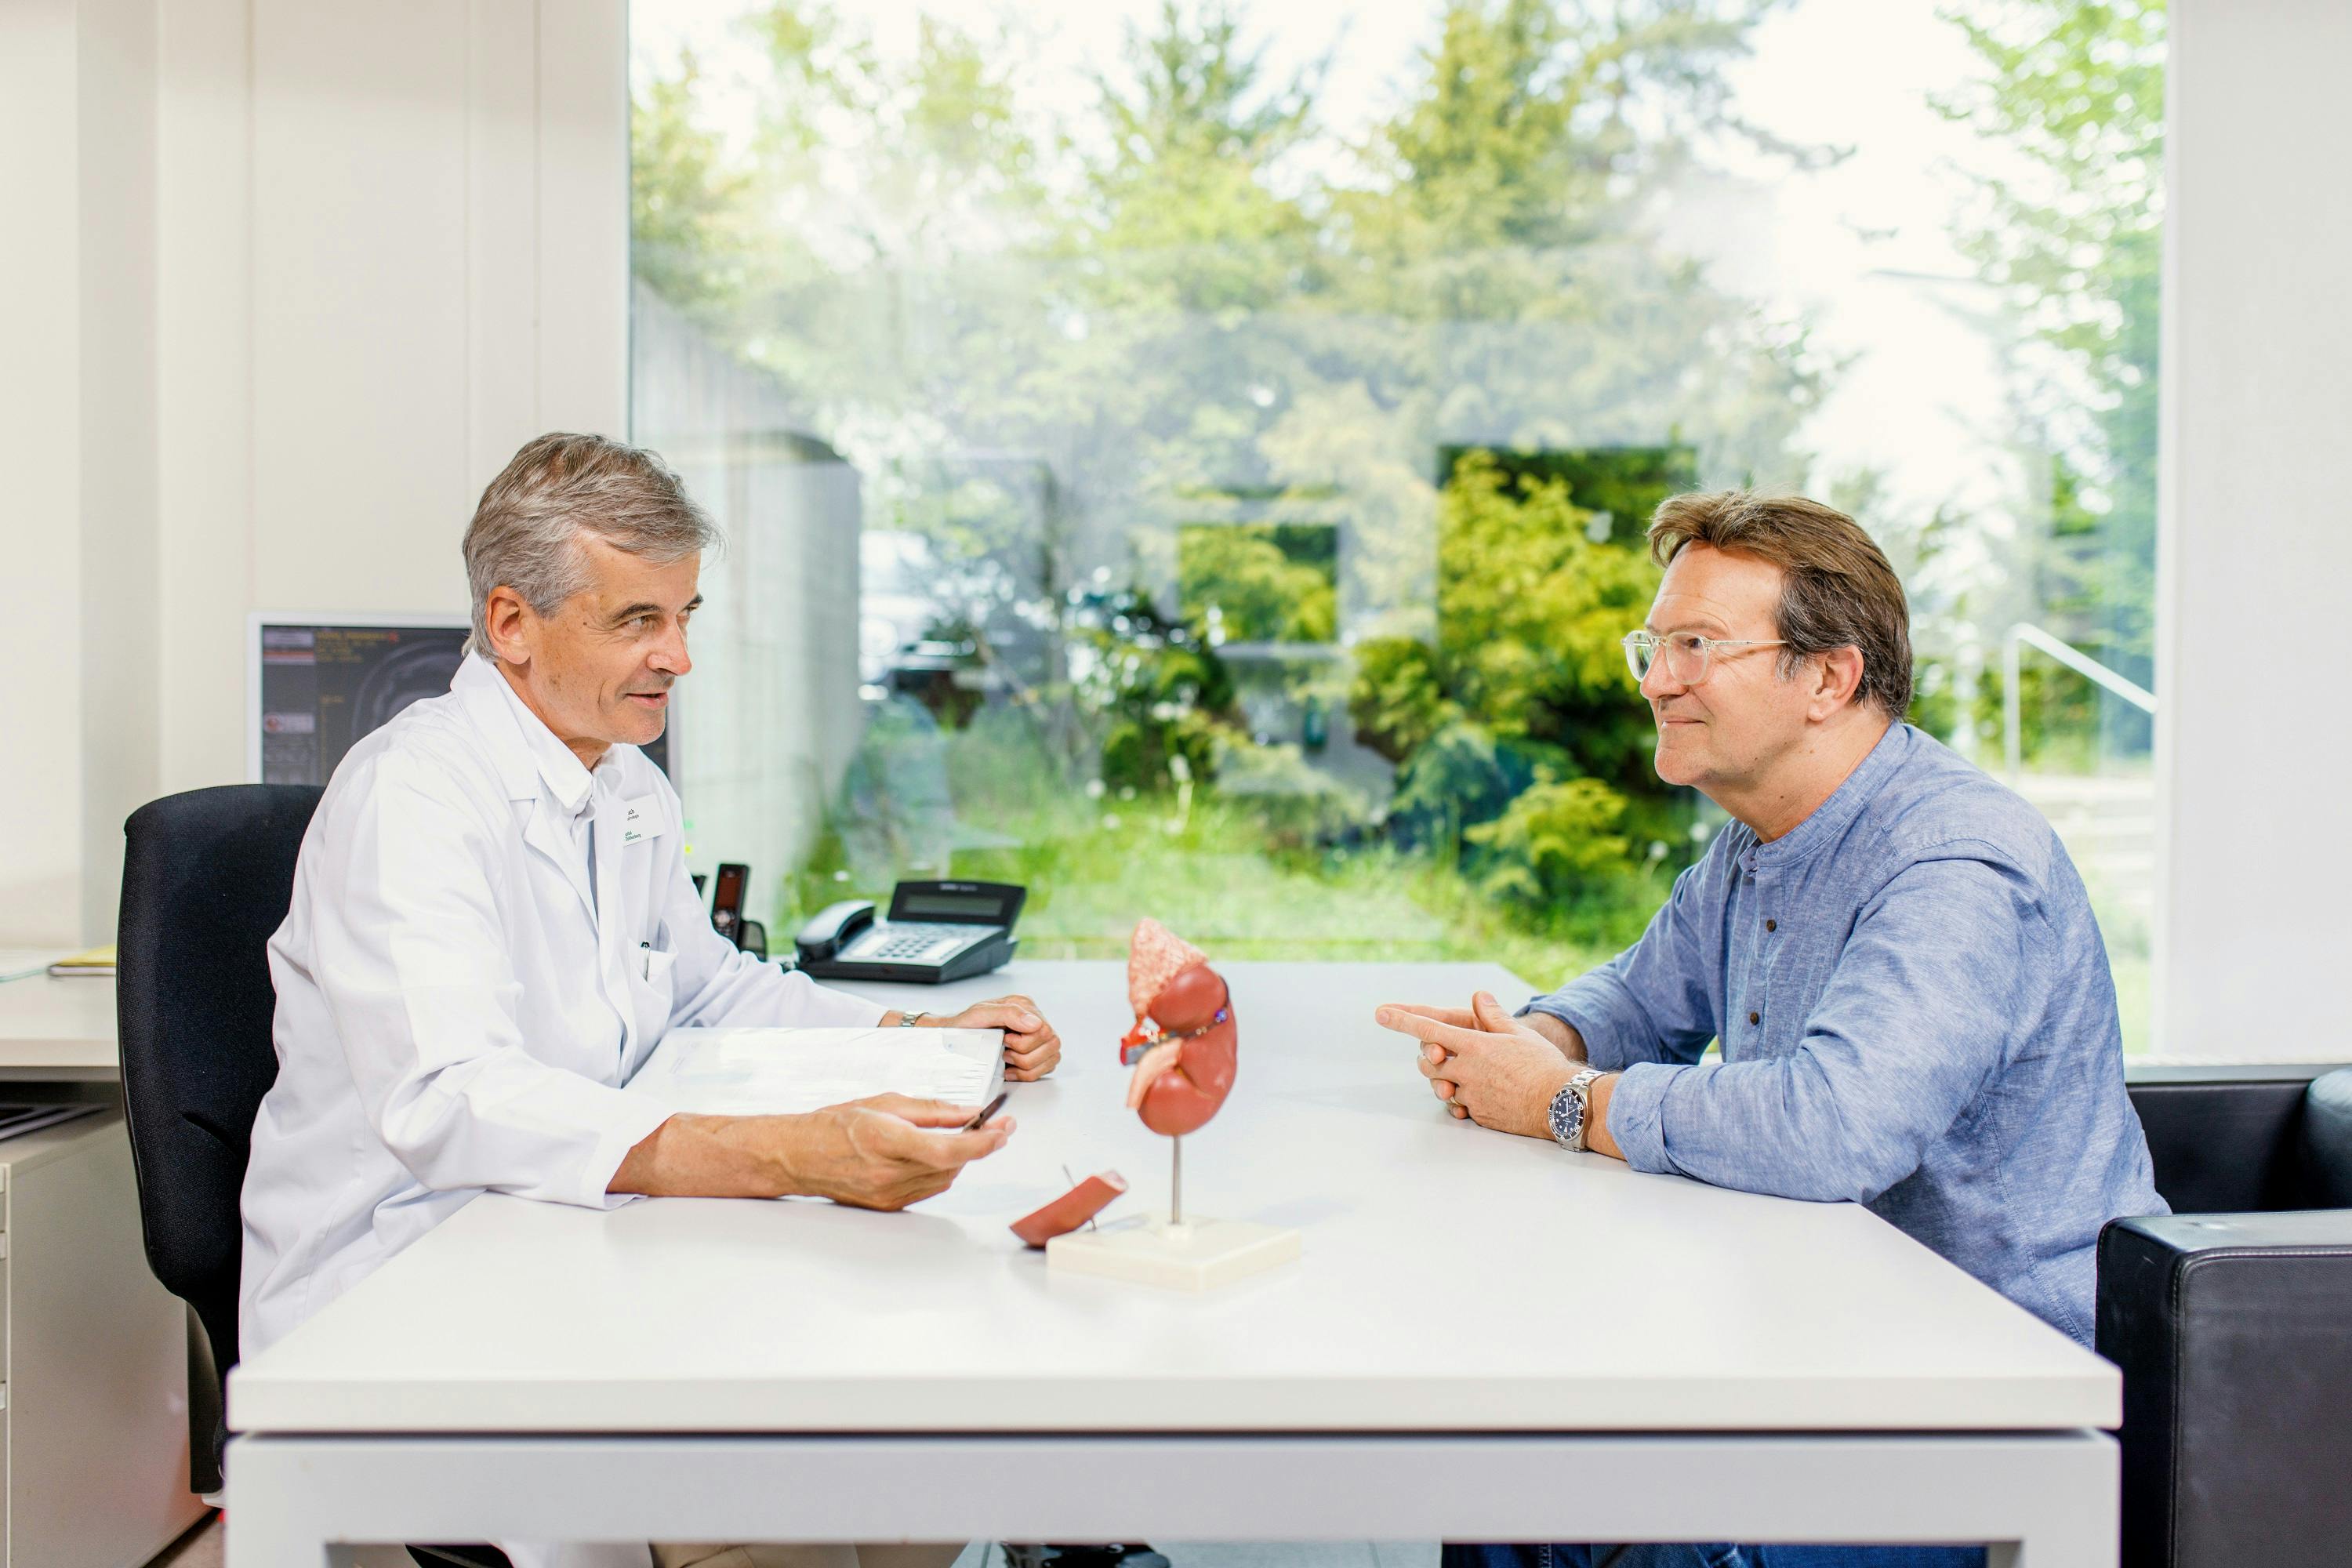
[0, 967, 118, 1080]
[229, 958, 2114, 1437]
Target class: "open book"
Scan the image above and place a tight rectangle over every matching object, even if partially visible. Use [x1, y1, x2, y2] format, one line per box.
[625, 1025, 1004, 1117]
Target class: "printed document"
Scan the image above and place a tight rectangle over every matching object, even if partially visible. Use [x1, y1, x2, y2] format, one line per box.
[626, 1025, 1004, 1116]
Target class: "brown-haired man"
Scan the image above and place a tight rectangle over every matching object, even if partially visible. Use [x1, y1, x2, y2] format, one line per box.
[1376, 490, 2162, 1568]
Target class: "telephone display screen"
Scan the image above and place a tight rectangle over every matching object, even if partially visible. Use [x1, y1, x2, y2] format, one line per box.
[897, 891, 1008, 921]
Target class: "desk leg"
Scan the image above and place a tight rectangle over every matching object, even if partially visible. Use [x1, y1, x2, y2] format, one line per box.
[227, 1431, 2117, 1568]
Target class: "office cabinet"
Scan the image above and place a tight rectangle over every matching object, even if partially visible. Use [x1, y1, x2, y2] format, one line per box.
[2, 1110, 206, 1566]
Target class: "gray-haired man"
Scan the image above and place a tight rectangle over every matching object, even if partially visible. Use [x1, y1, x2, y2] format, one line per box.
[242, 434, 1059, 1568]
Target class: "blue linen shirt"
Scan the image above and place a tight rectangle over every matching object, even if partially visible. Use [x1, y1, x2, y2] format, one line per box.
[1529, 721, 2165, 1345]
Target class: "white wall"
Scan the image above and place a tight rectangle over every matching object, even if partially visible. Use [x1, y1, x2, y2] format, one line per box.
[0, 0, 92, 945]
[0, 0, 627, 946]
[2155, 0, 2352, 1054]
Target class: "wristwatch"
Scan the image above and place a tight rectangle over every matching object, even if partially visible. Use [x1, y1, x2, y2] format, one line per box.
[897, 1010, 931, 1028]
[1548, 1067, 1606, 1153]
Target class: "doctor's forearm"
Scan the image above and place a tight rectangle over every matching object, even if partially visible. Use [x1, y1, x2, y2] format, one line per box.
[608, 1112, 807, 1198]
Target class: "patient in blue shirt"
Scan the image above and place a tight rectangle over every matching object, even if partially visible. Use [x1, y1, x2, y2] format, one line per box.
[1377, 488, 2163, 1568]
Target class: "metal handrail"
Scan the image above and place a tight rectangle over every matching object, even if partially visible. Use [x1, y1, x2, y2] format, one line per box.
[2003, 622, 2157, 779]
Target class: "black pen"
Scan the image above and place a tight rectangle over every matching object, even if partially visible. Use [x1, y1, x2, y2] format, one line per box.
[960, 1091, 1010, 1132]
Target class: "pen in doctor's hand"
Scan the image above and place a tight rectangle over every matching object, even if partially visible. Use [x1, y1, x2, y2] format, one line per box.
[960, 1091, 1010, 1132]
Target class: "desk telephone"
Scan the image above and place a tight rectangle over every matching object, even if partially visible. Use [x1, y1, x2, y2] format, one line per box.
[794, 880, 1025, 984]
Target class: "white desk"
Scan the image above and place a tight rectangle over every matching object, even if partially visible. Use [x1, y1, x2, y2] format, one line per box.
[0, 968, 118, 1081]
[227, 960, 2119, 1566]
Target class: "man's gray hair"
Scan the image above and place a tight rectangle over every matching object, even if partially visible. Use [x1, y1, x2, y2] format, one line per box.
[462, 433, 720, 659]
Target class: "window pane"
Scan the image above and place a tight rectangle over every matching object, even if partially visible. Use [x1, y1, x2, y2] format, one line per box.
[630, 0, 2165, 1047]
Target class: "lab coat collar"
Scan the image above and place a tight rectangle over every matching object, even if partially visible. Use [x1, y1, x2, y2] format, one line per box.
[452, 655, 605, 929]
[451, 655, 604, 813]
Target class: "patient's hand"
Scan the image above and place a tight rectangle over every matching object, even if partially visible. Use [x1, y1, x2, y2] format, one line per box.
[1375, 998, 1586, 1063]
[1375, 991, 1579, 1138]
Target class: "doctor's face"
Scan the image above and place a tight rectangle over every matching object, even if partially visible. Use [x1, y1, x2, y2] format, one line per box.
[491, 534, 700, 764]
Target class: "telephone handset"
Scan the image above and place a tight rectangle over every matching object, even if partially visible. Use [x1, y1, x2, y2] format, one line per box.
[793, 899, 877, 964]
[794, 880, 1024, 984]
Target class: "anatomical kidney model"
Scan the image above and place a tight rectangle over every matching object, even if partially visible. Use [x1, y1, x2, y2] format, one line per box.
[1044, 919, 1299, 1289]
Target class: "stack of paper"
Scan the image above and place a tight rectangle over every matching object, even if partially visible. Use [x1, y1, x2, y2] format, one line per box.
[625, 1025, 1004, 1116]
[45, 944, 117, 978]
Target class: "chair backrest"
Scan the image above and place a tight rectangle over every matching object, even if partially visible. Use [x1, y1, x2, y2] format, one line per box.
[2303, 1069, 2352, 1209]
[2127, 1078, 2316, 1213]
[115, 784, 322, 1381]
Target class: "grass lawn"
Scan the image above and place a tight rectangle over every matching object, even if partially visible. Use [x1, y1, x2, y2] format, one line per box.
[789, 779, 2156, 1054]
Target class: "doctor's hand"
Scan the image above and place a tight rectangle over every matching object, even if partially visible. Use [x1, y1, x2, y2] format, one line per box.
[784, 1094, 1016, 1210]
[939, 994, 1063, 1081]
[608, 1098, 1012, 1210]
[1374, 991, 1589, 1141]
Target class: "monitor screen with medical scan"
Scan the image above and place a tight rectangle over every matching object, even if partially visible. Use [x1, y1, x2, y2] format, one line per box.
[249, 615, 669, 785]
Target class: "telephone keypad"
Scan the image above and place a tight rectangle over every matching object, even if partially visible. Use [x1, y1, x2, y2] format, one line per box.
[848, 921, 971, 962]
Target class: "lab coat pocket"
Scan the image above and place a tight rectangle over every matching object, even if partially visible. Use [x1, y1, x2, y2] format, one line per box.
[630, 948, 680, 1043]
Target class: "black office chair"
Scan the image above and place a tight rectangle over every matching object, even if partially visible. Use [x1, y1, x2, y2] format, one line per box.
[116, 785, 511, 1568]
[117, 783, 321, 1494]
[2103, 1070, 2352, 1567]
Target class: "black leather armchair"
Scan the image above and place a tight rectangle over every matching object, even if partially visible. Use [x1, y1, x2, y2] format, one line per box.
[2103, 1070, 2352, 1568]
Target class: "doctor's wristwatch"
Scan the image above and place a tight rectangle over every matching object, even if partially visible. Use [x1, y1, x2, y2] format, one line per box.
[1548, 1066, 1606, 1153]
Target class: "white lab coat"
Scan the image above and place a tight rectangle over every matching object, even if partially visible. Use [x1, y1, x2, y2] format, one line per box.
[239, 655, 884, 1568]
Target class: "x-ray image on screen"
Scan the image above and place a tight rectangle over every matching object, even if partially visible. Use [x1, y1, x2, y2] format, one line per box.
[254, 619, 670, 785]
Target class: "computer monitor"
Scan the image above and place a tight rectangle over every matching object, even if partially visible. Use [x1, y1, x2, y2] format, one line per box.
[246, 613, 670, 785]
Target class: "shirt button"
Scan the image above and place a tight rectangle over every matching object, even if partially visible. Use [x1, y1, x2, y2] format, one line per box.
[1748, 1011, 1761, 1025]
[1765, 919, 1777, 932]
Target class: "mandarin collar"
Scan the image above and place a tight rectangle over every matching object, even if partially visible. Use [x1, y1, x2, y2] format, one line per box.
[1748, 720, 1911, 871]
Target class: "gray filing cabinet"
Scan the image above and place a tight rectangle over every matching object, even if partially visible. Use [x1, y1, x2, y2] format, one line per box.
[2, 1108, 207, 1566]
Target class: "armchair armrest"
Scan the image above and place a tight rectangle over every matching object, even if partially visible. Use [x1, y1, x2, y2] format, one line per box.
[2099, 1211, 2352, 1568]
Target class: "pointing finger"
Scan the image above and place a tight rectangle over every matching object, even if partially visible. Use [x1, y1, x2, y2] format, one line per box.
[1376, 1008, 1492, 1057]
[1375, 1001, 1479, 1031]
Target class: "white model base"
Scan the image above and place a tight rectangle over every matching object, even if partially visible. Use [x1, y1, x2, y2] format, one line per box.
[1047, 1212, 1301, 1290]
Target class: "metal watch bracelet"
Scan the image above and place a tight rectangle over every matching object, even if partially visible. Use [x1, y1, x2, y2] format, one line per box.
[1548, 1066, 1605, 1152]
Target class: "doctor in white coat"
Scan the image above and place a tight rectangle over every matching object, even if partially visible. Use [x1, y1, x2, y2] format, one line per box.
[241, 433, 1061, 1568]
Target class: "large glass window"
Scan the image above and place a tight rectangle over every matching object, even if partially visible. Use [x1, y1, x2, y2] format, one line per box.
[630, 0, 2164, 1043]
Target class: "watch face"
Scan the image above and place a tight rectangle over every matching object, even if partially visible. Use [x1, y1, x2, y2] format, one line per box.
[1551, 1084, 1585, 1149]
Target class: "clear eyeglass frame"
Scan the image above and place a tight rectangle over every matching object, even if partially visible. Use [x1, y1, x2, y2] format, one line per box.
[1622, 630, 1790, 685]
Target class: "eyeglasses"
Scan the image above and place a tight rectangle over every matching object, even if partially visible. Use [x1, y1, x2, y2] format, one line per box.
[1622, 630, 1788, 685]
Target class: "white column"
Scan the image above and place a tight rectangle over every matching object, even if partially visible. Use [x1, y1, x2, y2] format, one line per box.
[0, 0, 94, 945]
[2156, 0, 2352, 1053]
[0, 0, 162, 946]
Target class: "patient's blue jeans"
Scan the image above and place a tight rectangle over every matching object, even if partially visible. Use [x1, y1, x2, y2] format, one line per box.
[1442, 1543, 1987, 1568]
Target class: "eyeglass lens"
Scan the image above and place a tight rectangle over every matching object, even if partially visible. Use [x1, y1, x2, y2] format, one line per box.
[1624, 633, 1708, 684]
